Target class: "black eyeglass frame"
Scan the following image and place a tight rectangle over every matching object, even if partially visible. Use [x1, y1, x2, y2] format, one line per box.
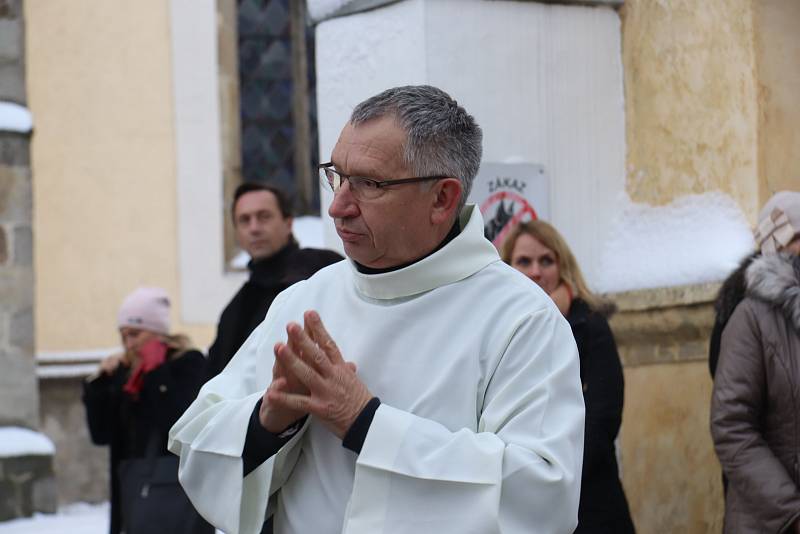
[318, 162, 450, 192]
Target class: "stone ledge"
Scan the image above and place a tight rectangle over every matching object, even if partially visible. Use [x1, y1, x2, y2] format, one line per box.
[606, 282, 720, 367]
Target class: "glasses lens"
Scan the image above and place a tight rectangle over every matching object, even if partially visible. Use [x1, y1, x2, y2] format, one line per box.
[319, 168, 336, 192]
[349, 177, 380, 200]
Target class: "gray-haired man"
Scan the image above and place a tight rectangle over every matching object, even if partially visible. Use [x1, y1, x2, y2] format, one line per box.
[170, 85, 585, 534]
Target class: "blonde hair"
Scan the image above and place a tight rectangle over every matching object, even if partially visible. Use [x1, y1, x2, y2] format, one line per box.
[500, 220, 605, 311]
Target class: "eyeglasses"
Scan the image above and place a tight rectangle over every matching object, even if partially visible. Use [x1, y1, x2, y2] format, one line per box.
[318, 162, 448, 201]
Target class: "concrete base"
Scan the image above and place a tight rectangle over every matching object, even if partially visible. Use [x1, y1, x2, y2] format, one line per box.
[0, 453, 57, 521]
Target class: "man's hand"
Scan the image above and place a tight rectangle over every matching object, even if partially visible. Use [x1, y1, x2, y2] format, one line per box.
[267, 310, 372, 440]
[259, 344, 311, 433]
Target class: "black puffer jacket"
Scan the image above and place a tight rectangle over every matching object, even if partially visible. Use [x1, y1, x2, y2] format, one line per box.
[567, 298, 635, 534]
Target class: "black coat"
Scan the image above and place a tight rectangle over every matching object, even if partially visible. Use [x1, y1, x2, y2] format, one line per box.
[567, 298, 635, 534]
[83, 348, 210, 534]
[205, 242, 342, 379]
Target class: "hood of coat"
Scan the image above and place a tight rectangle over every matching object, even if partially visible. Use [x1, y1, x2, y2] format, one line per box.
[746, 252, 800, 331]
[714, 253, 759, 328]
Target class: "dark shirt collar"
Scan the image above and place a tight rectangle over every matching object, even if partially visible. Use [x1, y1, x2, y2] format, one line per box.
[248, 239, 298, 284]
[355, 220, 461, 275]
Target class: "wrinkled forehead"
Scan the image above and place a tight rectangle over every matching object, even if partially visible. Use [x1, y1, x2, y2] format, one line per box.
[330, 118, 408, 177]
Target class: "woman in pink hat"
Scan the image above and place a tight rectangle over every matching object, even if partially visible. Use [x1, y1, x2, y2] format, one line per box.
[82, 287, 212, 534]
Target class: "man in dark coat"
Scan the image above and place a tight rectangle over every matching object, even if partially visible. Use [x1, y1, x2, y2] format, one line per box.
[205, 183, 342, 379]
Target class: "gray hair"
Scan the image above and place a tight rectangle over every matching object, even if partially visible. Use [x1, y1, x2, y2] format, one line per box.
[350, 85, 483, 212]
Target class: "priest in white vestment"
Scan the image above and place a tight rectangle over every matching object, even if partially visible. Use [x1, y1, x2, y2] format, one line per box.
[169, 85, 585, 534]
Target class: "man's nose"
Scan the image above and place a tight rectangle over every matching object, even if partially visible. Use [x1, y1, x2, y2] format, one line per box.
[328, 181, 359, 219]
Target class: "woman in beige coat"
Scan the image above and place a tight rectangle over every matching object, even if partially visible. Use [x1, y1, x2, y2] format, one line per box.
[711, 191, 800, 533]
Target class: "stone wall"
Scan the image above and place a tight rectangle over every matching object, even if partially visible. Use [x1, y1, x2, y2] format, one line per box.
[0, 454, 56, 520]
[0, 0, 37, 429]
[610, 284, 724, 533]
[620, 0, 761, 220]
[39, 377, 109, 505]
[0, 0, 57, 522]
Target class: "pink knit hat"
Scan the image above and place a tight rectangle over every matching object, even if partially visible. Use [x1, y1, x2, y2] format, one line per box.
[116, 287, 171, 335]
[754, 191, 800, 254]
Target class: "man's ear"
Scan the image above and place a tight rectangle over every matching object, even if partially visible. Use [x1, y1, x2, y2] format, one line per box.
[430, 178, 463, 225]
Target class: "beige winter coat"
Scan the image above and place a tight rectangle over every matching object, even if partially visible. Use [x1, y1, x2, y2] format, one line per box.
[711, 253, 800, 533]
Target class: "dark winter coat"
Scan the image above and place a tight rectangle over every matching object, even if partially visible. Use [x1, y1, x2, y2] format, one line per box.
[711, 253, 800, 533]
[83, 348, 210, 534]
[205, 241, 342, 379]
[567, 298, 635, 534]
[709, 252, 759, 378]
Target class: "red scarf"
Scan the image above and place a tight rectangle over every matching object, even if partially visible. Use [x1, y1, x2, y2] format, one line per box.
[123, 339, 168, 397]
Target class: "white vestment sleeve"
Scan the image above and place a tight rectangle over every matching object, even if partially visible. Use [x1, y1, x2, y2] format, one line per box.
[168, 287, 305, 534]
[344, 307, 585, 534]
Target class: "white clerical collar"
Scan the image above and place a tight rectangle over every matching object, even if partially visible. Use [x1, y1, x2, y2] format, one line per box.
[349, 205, 500, 300]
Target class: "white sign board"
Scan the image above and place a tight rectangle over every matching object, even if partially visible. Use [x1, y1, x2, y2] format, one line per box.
[467, 162, 549, 247]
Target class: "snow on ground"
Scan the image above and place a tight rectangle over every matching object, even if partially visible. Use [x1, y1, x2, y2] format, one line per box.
[0, 428, 55, 458]
[593, 191, 755, 294]
[0, 503, 108, 534]
[0, 102, 32, 133]
[0, 503, 225, 534]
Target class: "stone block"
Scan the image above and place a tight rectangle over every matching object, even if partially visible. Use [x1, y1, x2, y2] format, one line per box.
[0, 0, 22, 19]
[0, 165, 32, 222]
[0, 268, 32, 306]
[0, 62, 25, 105]
[0, 134, 29, 166]
[0, 455, 57, 521]
[40, 377, 111, 504]
[0, 225, 6, 264]
[13, 225, 30, 266]
[9, 307, 32, 351]
[0, 19, 21, 61]
[0, 349, 38, 427]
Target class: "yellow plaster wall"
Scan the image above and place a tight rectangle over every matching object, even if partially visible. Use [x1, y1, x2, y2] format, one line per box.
[620, 362, 723, 533]
[754, 0, 800, 197]
[25, 0, 215, 351]
[621, 0, 761, 222]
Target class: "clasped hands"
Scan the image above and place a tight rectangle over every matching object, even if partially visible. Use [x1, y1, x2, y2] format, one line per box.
[259, 310, 373, 440]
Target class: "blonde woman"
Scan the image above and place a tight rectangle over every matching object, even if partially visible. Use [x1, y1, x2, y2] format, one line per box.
[83, 287, 212, 534]
[502, 221, 635, 534]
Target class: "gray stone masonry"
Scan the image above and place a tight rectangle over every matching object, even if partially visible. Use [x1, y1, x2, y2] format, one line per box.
[0, 455, 57, 521]
[40, 378, 110, 505]
[0, 0, 25, 104]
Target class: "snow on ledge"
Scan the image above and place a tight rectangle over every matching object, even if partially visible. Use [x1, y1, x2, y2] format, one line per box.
[308, 0, 398, 22]
[593, 191, 755, 294]
[0, 101, 33, 133]
[0, 427, 55, 458]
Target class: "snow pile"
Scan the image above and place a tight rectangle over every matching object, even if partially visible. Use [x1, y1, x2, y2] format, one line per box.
[0, 102, 32, 133]
[0, 427, 55, 458]
[594, 191, 755, 294]
[308, 0, 397, 22]
[230, 215, 327, 269]
[308, 0, 351, 20]
[0, 502, 108, 534]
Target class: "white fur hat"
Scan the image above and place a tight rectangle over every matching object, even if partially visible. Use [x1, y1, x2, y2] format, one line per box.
[116, 287, 171, 335]
[755, 191, 800, 254]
